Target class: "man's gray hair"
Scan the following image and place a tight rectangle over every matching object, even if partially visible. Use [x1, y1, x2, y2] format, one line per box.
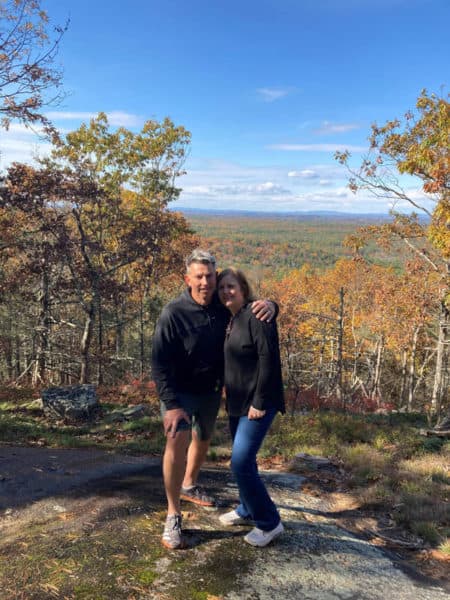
[185, 249, 216, 271]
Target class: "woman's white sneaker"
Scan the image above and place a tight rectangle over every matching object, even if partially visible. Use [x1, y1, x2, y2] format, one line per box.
[219, 509, 252, 526]
[244, 521, 284, 547]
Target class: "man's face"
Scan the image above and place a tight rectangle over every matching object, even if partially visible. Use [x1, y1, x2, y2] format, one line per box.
[184, 262, 216, 306]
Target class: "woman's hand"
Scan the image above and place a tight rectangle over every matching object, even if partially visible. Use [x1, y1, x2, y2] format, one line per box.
[248, 406, 266, 420]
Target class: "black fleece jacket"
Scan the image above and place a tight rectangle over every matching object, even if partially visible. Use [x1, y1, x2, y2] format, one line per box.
[151, 289, 230, 409]
[224, 304, 285, 417]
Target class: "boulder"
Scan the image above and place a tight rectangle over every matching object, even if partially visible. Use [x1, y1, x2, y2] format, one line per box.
[42, 385, 101, 422]
[434, 415, 450, 431]
[289, 452, 334, 472]
[107, 404, 149, 422]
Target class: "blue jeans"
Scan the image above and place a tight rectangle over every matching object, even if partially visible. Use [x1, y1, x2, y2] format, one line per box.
[229, 408, 280, 531]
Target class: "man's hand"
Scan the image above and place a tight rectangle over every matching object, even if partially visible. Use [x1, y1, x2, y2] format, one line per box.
[251, 299, 275, 322]
[248, 406, 266, 420]
[163, 408, 191, 438]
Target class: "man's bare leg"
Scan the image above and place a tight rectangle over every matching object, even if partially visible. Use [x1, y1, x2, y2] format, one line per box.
[163, 430, 190, 515]
[182, 432, 210, 489]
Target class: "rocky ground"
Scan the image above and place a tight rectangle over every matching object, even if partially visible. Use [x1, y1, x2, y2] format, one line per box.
[0, 446, 448, 599]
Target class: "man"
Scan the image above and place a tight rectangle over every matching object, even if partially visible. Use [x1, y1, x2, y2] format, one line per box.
[152, 249, 275, 549]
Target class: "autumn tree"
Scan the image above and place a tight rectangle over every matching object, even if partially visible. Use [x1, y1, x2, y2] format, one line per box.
[336, 89, 450, 420]
[0, 0, 67, 131]
[41, 114, 193, 383]
[261, 268, 310, 412]
[0, 113, 195, 385]
[0, 163, 100, 383]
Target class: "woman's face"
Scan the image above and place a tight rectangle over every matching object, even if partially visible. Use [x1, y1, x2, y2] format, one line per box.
[218, 274, 245, 314]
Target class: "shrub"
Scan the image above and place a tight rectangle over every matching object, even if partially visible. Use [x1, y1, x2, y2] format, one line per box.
[411, 522, 441, 545]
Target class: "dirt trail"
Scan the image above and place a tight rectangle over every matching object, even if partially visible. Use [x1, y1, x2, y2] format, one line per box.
[0, 446, 448, 599]
[0, 446, 161, 510]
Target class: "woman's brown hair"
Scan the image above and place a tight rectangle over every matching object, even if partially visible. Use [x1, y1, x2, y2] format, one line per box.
[217, 268, 255, 303]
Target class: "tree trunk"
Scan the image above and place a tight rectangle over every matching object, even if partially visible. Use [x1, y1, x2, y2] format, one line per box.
[33, 262, 51, 385]
[316, 339, 325, 398]
[431, 302, 449, 418]
[80, 303, 95, 384]
[336, 287, 345, 406]
[14, 332, 21, 379]
[372, 335, 384, 405]
[5, 312, 13, 380]
[114, 293, 124, 357]
[96, 293, 103, 385]
[399, 349, 407, 408]
[139, 293, 146, 378]
[407, 327, 419, 412]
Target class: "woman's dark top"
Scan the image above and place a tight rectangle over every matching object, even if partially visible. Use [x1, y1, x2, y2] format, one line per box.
[224, 303, 285, 417]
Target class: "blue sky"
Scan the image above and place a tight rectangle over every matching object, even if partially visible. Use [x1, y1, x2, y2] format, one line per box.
[1, 0, 448, 213]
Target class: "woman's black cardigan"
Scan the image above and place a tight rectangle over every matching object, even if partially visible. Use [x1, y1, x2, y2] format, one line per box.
[224, 304, 285, 417]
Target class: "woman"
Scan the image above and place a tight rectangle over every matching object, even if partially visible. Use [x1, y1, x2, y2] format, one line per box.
[217, 268, 285, 547]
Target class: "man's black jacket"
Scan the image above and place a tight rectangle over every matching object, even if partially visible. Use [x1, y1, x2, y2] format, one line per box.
[151, 289, 230, 409]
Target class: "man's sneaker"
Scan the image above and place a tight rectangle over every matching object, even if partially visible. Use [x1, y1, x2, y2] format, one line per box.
[161, 514, 186, 549]
[180, 485, 215, 507]
[219, 509, 252, 526]
[244, 521, 284, 547]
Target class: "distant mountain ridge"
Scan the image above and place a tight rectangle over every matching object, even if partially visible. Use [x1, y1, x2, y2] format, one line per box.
[178, 207, 391, 220]
[177, 207, 429, 223]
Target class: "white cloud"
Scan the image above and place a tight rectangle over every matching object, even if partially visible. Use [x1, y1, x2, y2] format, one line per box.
[106, 111, 143, 127]
[45, 110, 142, 127]
[0, 137, 51, 167]
[268, 143, 367, 152]
[180, 159, 351, 200]
[256, 87, 291, 102]
[288, 169, 318, 179]
[0, 120, 54, 166]
[4, 123, 44, 136]
[175, 185, 394, 213]
[46, 111, 96, 120]
[0, 108, 141, 167]
[180, 159, 289, 185]
[249, 181, 289, 194]
[315, 121, 360, 134]
[183, 181, 290, 197]
[182, 185, 217, 198]
[176, 158, 425, 213]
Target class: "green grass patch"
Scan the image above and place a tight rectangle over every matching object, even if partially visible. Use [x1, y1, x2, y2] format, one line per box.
[439, 538, 450, 556]
[410, 522, 442, 545]
[253, 411, 449, 547]
[160, 538, 253, 600]
[0, 397, 164, 455]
